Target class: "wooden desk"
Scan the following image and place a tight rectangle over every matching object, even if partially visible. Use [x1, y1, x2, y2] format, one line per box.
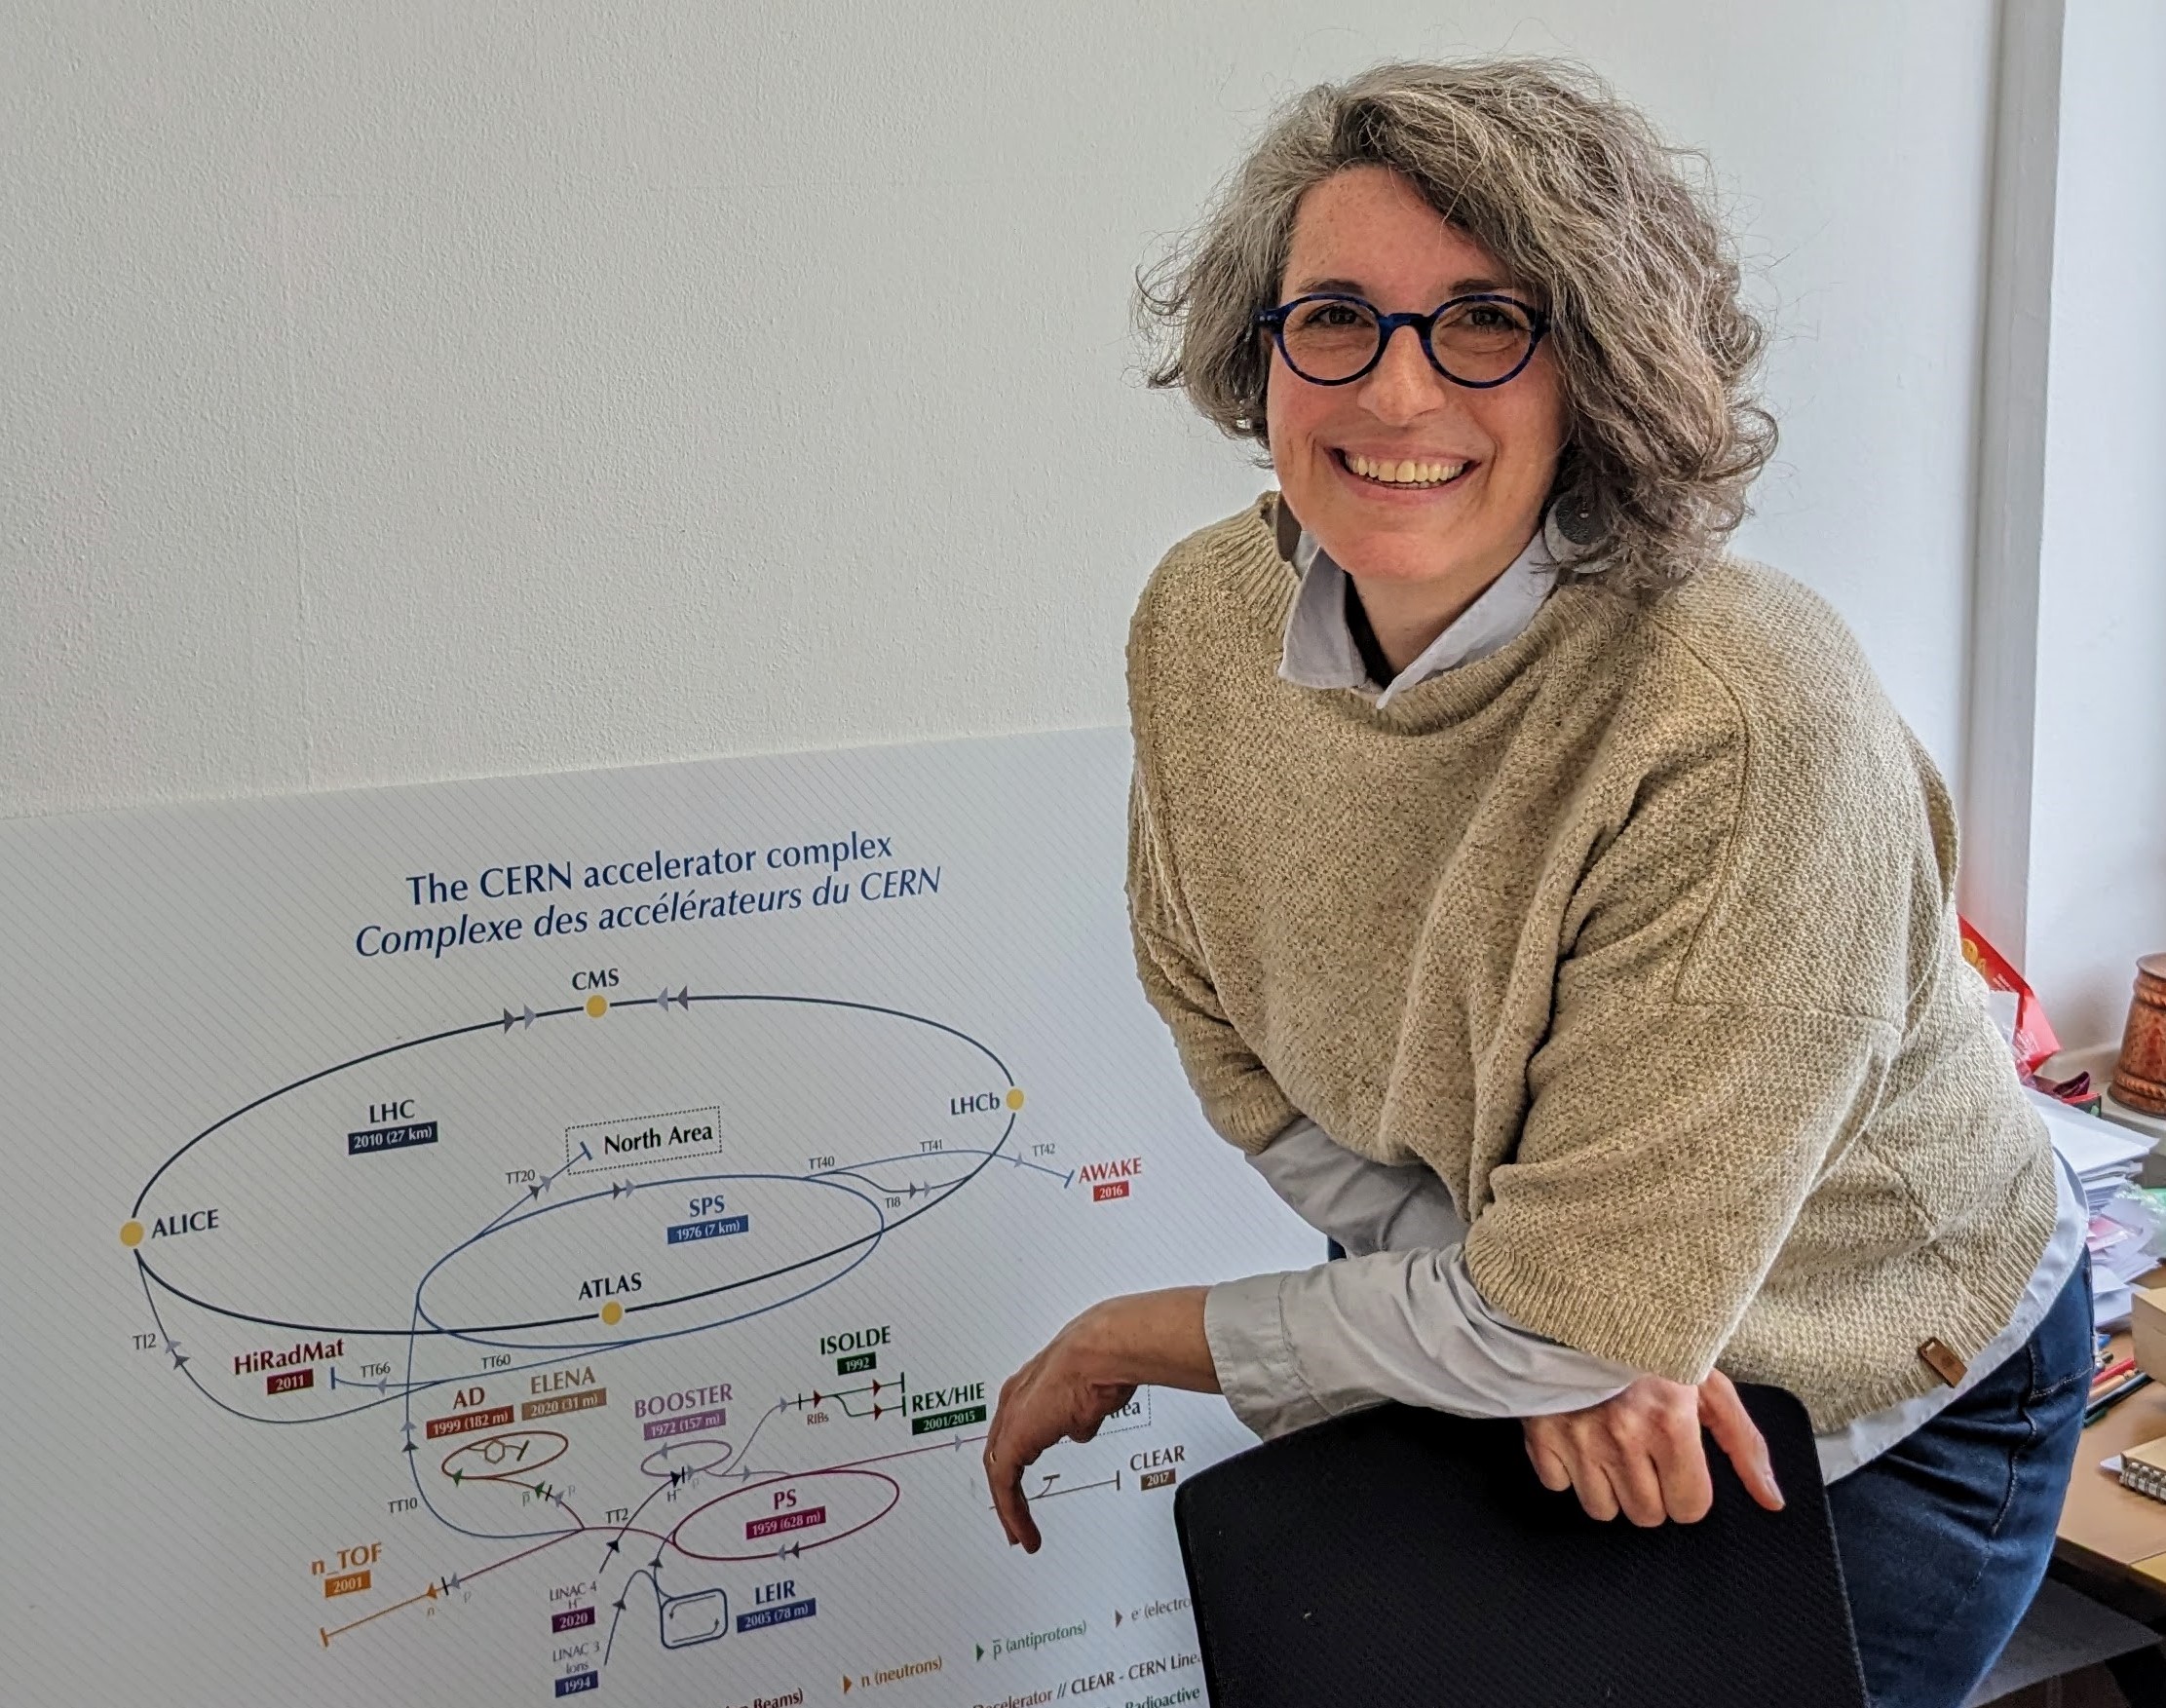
[2060, 1266, 2166, 1582]
[2040, 1292, 2166, 1707]
[2059, 1323, 2166, 1587]
[2054, 1120, 2166, 1593]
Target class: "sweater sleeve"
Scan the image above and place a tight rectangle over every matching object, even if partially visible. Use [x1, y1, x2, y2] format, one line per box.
[1463, 998, 1894, 1384]
[1126, 767, 1298, 1152]
[1460, 709, 1906, 1386]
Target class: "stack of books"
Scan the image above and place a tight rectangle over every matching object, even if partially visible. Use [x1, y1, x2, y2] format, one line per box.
[2118, 1436, 2166, 1502]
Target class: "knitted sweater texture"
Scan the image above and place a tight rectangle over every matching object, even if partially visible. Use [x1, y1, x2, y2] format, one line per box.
[1126, 495, 2059, 1429]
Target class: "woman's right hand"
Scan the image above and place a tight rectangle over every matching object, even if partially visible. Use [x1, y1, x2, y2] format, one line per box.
[1521, 1369, 1784, 1526]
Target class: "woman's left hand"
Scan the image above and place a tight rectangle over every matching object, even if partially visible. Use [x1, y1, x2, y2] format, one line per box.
[1522, 1369, 1785, 1525]
[985, 1287, 1216, 1552]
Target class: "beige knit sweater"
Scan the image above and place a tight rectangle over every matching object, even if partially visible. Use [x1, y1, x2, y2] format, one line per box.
[1127, 494, 2059, 1429]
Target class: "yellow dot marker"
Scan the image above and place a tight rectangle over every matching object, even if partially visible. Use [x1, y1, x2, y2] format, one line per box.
[119, 1220, 144, 1248]
[599, 1300, 624, 1326]
[1005, 1088, 1025, 1110]
[586, 994, 608, 1018]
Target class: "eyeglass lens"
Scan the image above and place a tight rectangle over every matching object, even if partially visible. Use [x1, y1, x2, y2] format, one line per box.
[1278, 297, 1537, 384]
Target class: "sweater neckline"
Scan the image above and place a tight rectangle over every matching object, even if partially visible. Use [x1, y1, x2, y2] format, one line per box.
[1225, 493, 1625, 733]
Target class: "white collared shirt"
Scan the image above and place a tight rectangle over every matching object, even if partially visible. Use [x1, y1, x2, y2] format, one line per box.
[1277, 515, 1561, 703]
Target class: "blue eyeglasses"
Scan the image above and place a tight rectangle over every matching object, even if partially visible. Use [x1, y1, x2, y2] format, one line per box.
[1254, 291, 1549, 389]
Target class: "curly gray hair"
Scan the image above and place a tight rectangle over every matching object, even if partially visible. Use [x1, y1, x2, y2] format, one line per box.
[1138, 57, 1775, 592]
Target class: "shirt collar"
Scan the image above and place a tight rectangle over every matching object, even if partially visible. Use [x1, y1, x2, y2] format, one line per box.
[1276, 506, 1561, 707]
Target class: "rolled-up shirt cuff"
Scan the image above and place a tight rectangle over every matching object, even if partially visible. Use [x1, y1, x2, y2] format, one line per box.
[1204, 1272, 1336, 1439]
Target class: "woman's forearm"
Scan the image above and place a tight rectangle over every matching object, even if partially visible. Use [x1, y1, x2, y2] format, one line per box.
[1076, 1286, 1220, 1393]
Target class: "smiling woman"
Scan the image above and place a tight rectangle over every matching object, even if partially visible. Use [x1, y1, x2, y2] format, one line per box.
[1139, 58, 1773, 608]
[981, 57, 2091, 1708]
[1247, 166, 1573, 664]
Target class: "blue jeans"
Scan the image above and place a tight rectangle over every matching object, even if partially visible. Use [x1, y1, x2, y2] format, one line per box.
[1827, 1255, 2095, 1708]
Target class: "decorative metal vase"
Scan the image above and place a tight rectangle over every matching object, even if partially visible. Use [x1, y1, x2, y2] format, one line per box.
[2112, 953, 2166, 1117]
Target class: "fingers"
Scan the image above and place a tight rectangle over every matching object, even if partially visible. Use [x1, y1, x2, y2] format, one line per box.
[1609, 1446, 1670, 1528]
[984, 1365, 1046, 1552]
[984, 1364, 1137, 1553]
[1523, 1424, 1574, 1494]
[1699, 1371, 1784, 1512]
[1571, 1460, 1622, 1522]
[1524, 1419, 1627, 1523]
[1647, 1395, 1716, 1525]
[984, 1436, 1043, 1553]
[1525, 1378, 1729, 1527]
[1526, 1376, 1785, 1528]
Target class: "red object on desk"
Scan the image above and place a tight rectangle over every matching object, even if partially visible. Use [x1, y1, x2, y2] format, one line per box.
[1959, 917, 2061, 1078]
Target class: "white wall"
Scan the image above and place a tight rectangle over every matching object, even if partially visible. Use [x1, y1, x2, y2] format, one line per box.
[2023, 0, 2166, 1048]
[1, 1, 2000, 819]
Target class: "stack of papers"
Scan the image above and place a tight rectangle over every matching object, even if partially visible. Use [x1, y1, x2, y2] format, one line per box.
[2033, 1090, 2153, 1208]
[2030, 1089, 2157, 1329]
